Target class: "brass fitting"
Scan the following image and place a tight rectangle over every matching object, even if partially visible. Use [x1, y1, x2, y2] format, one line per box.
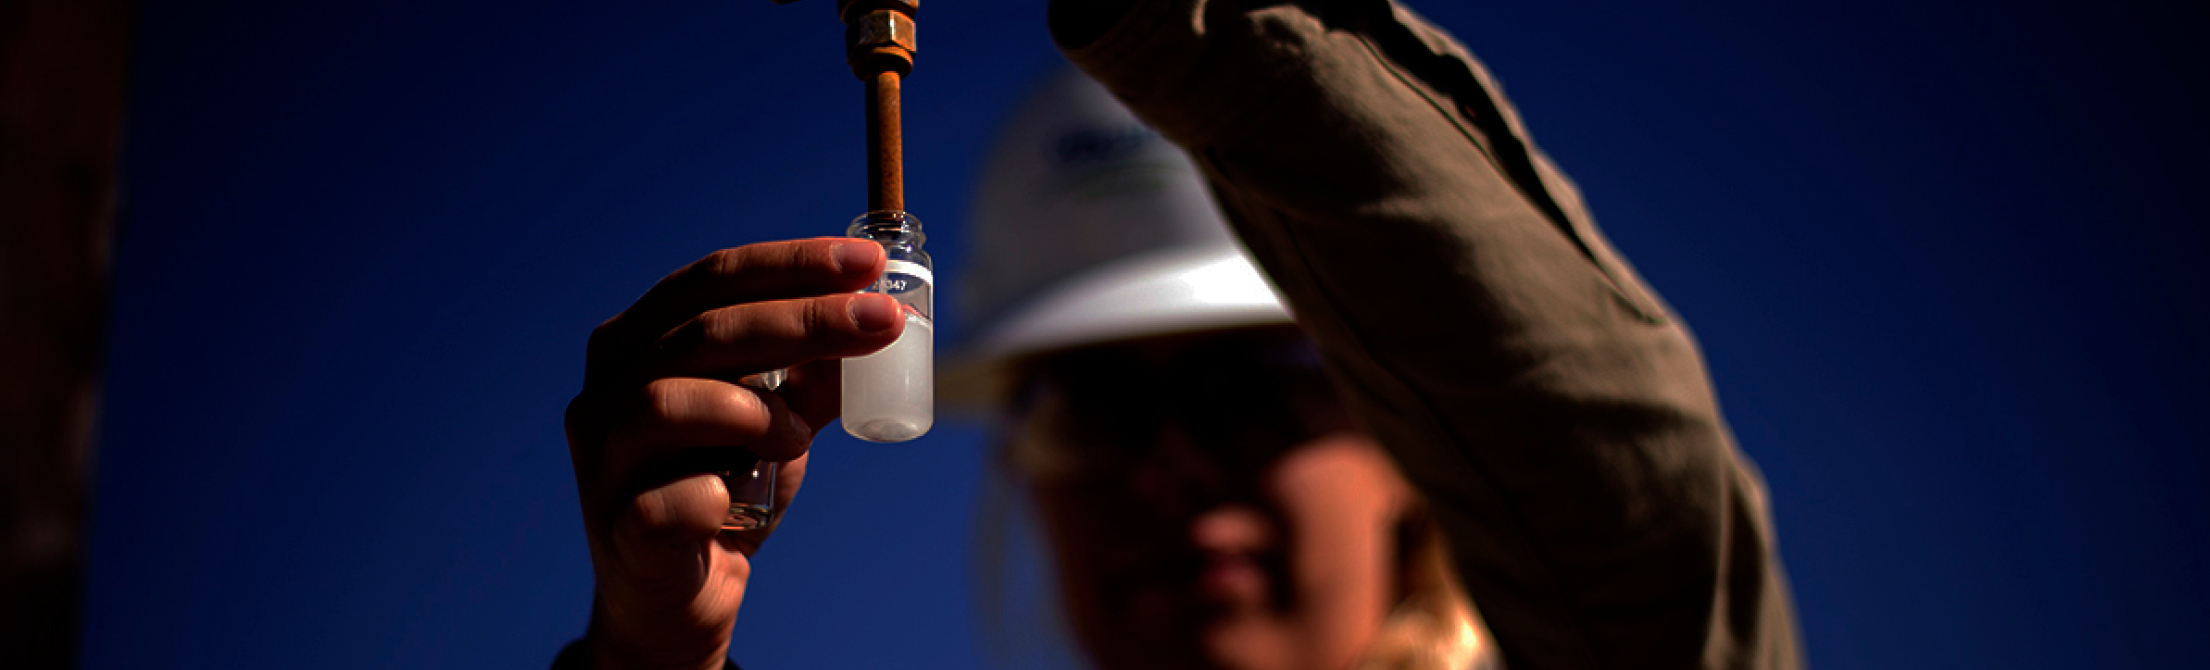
[846, 8, 916, 77]
[771, 0, 920, 210]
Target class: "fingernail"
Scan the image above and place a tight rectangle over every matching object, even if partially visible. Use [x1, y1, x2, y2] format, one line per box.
[835, 241, 881, 274]
[850, 295, 901, 332]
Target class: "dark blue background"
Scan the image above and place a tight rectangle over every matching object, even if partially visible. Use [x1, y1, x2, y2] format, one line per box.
[85, 0, 2207, 668]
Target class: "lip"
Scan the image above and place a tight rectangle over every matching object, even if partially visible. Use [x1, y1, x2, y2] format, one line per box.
[1196, 553, 1269, 606]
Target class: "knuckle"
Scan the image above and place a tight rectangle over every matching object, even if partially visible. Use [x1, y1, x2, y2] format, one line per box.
[709, 387, 775, 438]
[642, 379, 774, 438]
[563, 393, 596, 433]
[703, 247, 749, 278]
[586, 321, 613, 350]
[779, 240, 815, 269]
[642, 380, 694, 424]
[584, 321, 621, 365]
[696, 308, 745, 346]
[805, 238, 842, 268]
[626, 489, 676, 531]
[808, 296, 849, 336]
[624, 477, 721, 538]
[744, 301, 808, 342]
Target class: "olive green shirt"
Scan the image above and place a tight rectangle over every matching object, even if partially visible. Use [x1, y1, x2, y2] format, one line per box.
[1054, 2, 1806, 668]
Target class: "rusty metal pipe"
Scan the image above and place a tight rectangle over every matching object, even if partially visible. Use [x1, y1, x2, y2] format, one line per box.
[844, 2, 915, 213]
[865, 70, 904, 212]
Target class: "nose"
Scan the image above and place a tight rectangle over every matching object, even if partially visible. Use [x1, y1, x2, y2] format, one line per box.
[1128, 425, 1240, 520]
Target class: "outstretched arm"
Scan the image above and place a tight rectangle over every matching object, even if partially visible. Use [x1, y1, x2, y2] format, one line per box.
[1051, 1, 1803, 668]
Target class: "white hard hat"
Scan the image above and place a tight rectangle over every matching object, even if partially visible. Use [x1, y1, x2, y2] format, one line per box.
[940, 68, 1292, 409]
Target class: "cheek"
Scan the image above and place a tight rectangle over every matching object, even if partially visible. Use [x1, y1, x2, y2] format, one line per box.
[1031, 486, 1115, 611]
[1029, 487, 1131, 663]
[1263, 436, 1410, 666]
[1029, 484, 1185, 657]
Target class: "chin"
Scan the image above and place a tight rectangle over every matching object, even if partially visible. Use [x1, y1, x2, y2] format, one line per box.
[1201, 618, 1299, 670]
[1200, 613, 1364, 670]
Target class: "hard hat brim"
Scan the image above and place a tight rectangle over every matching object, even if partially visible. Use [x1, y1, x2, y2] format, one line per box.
[938, 245, 1294, 413]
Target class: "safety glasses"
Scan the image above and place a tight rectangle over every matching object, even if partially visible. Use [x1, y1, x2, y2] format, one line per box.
[1005, 328, 1355, 483]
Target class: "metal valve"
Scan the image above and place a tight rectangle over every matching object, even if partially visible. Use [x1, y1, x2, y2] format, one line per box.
[847, 9, 917, 77]
[762, 0, 920, 239]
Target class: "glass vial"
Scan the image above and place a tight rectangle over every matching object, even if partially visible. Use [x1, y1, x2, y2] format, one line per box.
[721, 368, 786, 532]
[719, 457, 776, 531]
[842, 210, 933, 442]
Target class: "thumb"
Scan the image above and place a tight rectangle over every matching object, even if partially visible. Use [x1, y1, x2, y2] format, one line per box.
[609, 474, 729, 593]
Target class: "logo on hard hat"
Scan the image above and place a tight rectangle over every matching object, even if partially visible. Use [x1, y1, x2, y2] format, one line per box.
[1055, 126, 1157, 165]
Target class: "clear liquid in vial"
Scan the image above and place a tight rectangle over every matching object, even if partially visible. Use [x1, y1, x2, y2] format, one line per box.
[724, 503, 771, 531]
[842, 313, 932, 442]
[719, 458, 778, 532]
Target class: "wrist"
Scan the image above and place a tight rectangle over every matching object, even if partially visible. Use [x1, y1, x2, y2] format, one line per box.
[553, 635, 736, 670]
[579, 599, 735, 670]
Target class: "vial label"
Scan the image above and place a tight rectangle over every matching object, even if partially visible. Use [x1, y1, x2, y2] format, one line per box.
[871, 259, 933, 322]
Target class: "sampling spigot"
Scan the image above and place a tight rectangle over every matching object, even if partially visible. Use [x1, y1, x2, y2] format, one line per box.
[841, 0, 917, 211]
[841, 0, 917, 80]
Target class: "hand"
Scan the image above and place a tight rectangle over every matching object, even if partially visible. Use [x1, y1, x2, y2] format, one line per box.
[563, 238, 903, 669]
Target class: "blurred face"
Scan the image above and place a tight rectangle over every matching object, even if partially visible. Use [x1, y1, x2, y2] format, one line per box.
[1009, 327, 1418, 670]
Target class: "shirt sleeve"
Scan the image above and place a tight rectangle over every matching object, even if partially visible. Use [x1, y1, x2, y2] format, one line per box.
[1053, 2, 1805, 668]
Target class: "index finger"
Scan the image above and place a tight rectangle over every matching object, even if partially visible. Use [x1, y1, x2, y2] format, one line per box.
[589, 238, 885, 379]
